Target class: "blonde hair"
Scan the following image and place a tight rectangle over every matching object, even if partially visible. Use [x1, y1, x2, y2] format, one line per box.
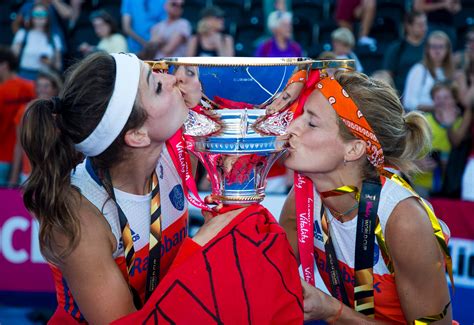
[267, 10, 292, 30]
[333, 70, 431, 178]
[197, 18, 212, 34]
[424, 30, 454, 80]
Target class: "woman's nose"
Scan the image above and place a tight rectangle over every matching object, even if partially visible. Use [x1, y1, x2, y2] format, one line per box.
[161, 73, 178, 88]
[287, 116, 302, 134]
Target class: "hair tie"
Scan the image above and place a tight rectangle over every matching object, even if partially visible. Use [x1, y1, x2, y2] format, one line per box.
[51, 96, 63, 114]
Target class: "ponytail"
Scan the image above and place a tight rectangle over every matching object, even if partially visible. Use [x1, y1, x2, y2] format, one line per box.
[399, 111, 432, 173]
[21, 98, 83, 265]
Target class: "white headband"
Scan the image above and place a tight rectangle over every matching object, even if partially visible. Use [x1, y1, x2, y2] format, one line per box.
[75, 53, 141, 157]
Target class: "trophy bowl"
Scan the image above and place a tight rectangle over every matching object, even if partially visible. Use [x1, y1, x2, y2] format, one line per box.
[146, 57, 354, 205]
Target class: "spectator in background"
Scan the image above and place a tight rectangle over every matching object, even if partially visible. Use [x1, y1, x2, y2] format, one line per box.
[403, 30, 454, 111]
[121, 0, 167, 54]
[79, 10, 128, 56]
[330, 27, 364, 72]
[255, 11, 302, 57]
[9, 70, 63, 186]
[335, 0, 377, 47]
[186, 6, 234, 57]
[414, 0, 461, 48]
[145, 0, 192, 59]
[461, 119, 474, 201]
[454, 27, 474, 70]
[383, 11, 428, 95]
[12, 0, 74, 54]
[412, 82, 466, 197]
[0, 46, 35, 186]
[11, 3, 62, 80]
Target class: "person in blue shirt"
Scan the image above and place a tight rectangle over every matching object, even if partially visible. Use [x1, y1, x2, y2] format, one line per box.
[121, 0, 167, 54]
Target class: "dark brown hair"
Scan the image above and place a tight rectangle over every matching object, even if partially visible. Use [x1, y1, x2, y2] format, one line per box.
[21, 52, 147, 265]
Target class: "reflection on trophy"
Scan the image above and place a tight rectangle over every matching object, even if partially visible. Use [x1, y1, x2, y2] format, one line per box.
[147, 58, 354, 205]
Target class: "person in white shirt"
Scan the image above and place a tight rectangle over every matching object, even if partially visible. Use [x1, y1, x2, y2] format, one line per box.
[11, 3, 62, 80]
[403, 30, 454, 112]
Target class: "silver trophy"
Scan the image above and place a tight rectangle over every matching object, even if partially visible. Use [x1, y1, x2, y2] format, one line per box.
[147, 58, 354, 205]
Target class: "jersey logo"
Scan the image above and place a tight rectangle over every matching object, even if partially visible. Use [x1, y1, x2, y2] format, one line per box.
[169, 184, 185, 211]
[374, 242, 380, 264]
[314, 220, 323, 242]
[159, 164, 164, 179]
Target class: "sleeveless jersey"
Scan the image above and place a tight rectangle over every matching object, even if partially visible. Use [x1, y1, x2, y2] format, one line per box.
[50, 147, 188, 322]
[312, 177, 414, 324]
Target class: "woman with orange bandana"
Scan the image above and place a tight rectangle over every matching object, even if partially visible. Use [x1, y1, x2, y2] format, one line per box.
[280, 70, 454, 324]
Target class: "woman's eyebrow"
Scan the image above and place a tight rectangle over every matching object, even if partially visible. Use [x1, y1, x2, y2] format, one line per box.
[146, 68, 152, 86]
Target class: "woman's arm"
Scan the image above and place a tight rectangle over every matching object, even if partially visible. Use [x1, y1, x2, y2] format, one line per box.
[414, 0, 450, 12]
[121, 15, 147, 47]
[386, 197, 452, 324]
[302, 280, 389, 324]
[186, 36, 197, 57]
[221, 35, 234, 57]
[448, 103, 472, 147]
[57, 197, 136, 324]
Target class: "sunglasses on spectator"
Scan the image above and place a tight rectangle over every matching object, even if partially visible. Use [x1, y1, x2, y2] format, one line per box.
[170, 2, 184, 8]
[32, 10, 48, 18]
[428, 44, 446, 50]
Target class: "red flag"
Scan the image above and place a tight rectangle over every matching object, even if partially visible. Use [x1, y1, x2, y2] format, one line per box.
[113, 204, 303, 324]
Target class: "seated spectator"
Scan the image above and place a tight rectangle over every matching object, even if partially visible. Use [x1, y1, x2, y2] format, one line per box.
[330, 27, 363, 72]
[0, 46, 35, 186]
[79, 10, 128, 56]
[121, 0, 167, 54]
[255, 11, 302, 57]
[186, 6, 234, 57]
[10, 70, 63, 186]
[145, 0, 192, 59]
[383, 11, 428, 95]
[414, 0, 461, 48]
[11, 3, 63, 80]
[335, 0, 377, 47]
[412, 82, 465, 197]
[403, 30, 454, 111]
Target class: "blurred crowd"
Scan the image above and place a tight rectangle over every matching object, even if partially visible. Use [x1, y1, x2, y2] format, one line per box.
[0, 0, 473, 201]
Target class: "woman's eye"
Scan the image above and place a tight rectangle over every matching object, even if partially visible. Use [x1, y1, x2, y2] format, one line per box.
[186, 68, 195, 77]
[282, 92, 290, 100]
[155, 82, 162, 94]
[308, 122, 316, 127]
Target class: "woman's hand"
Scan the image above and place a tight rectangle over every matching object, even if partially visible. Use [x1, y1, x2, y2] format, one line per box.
[192, 207, 245, 246]
[301, 279, 338, 321]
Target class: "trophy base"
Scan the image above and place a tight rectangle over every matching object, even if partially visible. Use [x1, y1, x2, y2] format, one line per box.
[213, 193, 265, 205]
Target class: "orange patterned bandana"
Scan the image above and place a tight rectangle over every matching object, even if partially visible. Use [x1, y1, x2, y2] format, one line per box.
[316, 77, 385, 168]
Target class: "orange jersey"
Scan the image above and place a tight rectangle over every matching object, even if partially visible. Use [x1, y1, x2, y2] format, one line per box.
[312, 177, 414, 323]
[0, 76, 34, 162]
[49, 147, 188, 323]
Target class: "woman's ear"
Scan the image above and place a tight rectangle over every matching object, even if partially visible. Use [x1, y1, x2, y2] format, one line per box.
[124, 127, 150, 148]
[344, 139, 366, 163]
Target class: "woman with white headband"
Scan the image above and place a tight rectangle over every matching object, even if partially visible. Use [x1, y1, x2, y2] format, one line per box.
[20, 52, 242, 324]
[280, 70, 454, 324]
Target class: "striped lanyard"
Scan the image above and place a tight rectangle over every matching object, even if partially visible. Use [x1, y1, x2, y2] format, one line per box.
[104, 169, 163, 307]
[321, 180, 381, 318]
